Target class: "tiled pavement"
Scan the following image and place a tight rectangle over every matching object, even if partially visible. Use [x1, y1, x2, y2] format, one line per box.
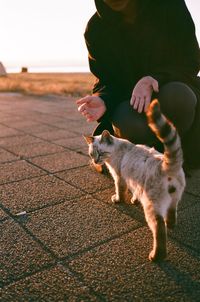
[0, 93, 200, 302]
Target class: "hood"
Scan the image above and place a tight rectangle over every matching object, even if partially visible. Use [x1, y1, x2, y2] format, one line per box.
[94, 0, 123, 24]
[94, 0, 152, 24]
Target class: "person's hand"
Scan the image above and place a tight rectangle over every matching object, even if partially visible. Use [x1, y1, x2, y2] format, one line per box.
[76, 95, 106, 122]
[130, 76, 159, 113]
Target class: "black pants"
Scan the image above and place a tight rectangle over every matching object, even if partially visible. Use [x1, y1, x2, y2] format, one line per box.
[111, 82, 197, 150]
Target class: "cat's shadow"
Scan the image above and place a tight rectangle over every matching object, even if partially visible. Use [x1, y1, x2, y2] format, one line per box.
[114, 198, 146, 225]
[157, 259, 200, 292]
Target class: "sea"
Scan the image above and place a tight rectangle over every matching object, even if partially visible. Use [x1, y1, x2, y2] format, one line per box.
[6, 65, 90, 73]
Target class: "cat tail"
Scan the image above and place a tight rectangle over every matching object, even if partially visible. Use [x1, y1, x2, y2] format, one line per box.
[146, 99, 183, 173]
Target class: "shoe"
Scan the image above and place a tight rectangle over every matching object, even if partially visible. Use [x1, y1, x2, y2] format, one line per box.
[92, 121, 114, 136]
[90, 161, 109, 175]
[91, 162, 104, 173]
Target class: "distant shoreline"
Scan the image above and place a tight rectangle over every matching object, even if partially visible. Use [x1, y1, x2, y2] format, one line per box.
[7, 71, 91, 75]
[0, 72, 94, 97]
[6, 66, 90, 74]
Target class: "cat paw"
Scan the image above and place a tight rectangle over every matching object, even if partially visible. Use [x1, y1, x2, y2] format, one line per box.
[111, 194, 121, 203]
[131, 196, 139, 205]
[149, 249, 167, 262]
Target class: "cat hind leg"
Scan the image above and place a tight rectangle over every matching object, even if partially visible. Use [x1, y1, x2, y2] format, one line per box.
[148, 214, 167, 262]
[166, 195, 180, 229]
[143, 201, 167, 261]
[166, 207, 177, 229]
[165, 178, 185, 229]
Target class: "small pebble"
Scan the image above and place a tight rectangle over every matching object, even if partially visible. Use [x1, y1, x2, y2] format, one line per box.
[16, 211, 27, 216]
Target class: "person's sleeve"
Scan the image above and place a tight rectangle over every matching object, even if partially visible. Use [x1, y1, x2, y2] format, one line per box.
[84, 19, 125, 121]
[150, 0, 200, 87]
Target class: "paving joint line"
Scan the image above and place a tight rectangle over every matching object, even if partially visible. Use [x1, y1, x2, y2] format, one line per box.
[0, 203, 58, 259]
[1, 262, 57, 288]
[184, 189, 200, 198]
[0, 201, 145, 267]
[168, 235, 200, 257]
[57, 262, 107, 302]
[0, 202, 145, 300]
[0, 122, 88, 158]
[60, 224, 146, 263]
[0, 173, 47, 186]
[16, 195, 86, 216]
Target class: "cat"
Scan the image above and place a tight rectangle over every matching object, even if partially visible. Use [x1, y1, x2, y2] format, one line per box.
[84, 99, 185, 262]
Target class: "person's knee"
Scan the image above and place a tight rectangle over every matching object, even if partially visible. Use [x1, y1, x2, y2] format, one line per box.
[159, 82, 197, 113]
[111, 100, 153, 143]
[158, 82, 197, 134]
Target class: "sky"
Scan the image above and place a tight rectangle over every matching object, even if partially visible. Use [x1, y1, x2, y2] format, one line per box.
[0, 0, 200, 72]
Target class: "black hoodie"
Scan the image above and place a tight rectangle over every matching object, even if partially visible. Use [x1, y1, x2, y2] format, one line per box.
[84, 0, 200, 167]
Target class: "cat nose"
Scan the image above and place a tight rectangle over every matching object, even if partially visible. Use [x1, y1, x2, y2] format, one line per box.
[93, 155, 100, 164]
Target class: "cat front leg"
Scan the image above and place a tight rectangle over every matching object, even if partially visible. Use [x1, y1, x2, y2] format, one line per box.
[111, 177, 127, 203]
[131, 186, 141, 205]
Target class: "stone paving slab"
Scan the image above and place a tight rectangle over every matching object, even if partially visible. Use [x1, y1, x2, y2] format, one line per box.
[30, 151, 88, 173]
[178, 192, 200, 210]
[0, 148, 19, 163]
[5, 141, 65, 159]
[0, 93, 200, 301]
[1, 219, 54, 286]
[0, 208, 8, 221]
[24, 195, 142, 258]
[2, 120, 42, 131]
[0, 160, 46, 185]
[50, 118, 95, 135]
[68, 227, 200, 301]
[17, 123, 59, 135]
[0, 174, 84, 214]
[1, 265, 97, 302]
[0, 125, 23, 138]
[0, 134, 43, 148]
[33, 128, 78, 141]
[56, 165, 113, 194]
[169, 203, 200, 251]
[185, 175, 200, 196]
[53, 136, 88, 154]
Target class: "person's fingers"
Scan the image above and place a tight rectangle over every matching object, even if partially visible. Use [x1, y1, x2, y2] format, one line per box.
[87, 116, 96, 122]
[152, 80, 159, 92]
[86, 111, 97, 122]
[78, 103, 88, 113]
[133, 96, 140, 110]
[138, 97, 145, 113]
[79, 105, 95, 121]
[76, 95, 91, 105]
[130, 94, 136, 106]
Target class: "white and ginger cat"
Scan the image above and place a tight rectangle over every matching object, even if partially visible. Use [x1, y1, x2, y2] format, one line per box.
[84, 99, 185, 262]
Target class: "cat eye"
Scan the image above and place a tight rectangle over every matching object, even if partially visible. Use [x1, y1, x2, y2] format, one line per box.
[97, 151, 110, 157]
[98, 151, 105, 156]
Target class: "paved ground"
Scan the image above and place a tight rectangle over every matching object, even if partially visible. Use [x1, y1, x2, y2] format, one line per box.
[0, 93, 200, 302]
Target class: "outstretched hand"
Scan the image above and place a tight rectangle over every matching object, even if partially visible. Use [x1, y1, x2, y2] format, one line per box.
[130, 76, 159, 113]
[76, 95, 106, 122]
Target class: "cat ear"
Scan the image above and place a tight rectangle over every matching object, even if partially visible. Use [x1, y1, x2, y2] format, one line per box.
[101, 130, 113, 145]
[83, 135, 94, 144]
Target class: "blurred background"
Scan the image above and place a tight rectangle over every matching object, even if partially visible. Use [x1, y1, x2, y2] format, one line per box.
[0, 0, 199, 73]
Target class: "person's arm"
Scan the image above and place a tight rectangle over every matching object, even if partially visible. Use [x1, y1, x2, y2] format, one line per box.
[150, 0, 200, 87]
[84, 17, 125, 121]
